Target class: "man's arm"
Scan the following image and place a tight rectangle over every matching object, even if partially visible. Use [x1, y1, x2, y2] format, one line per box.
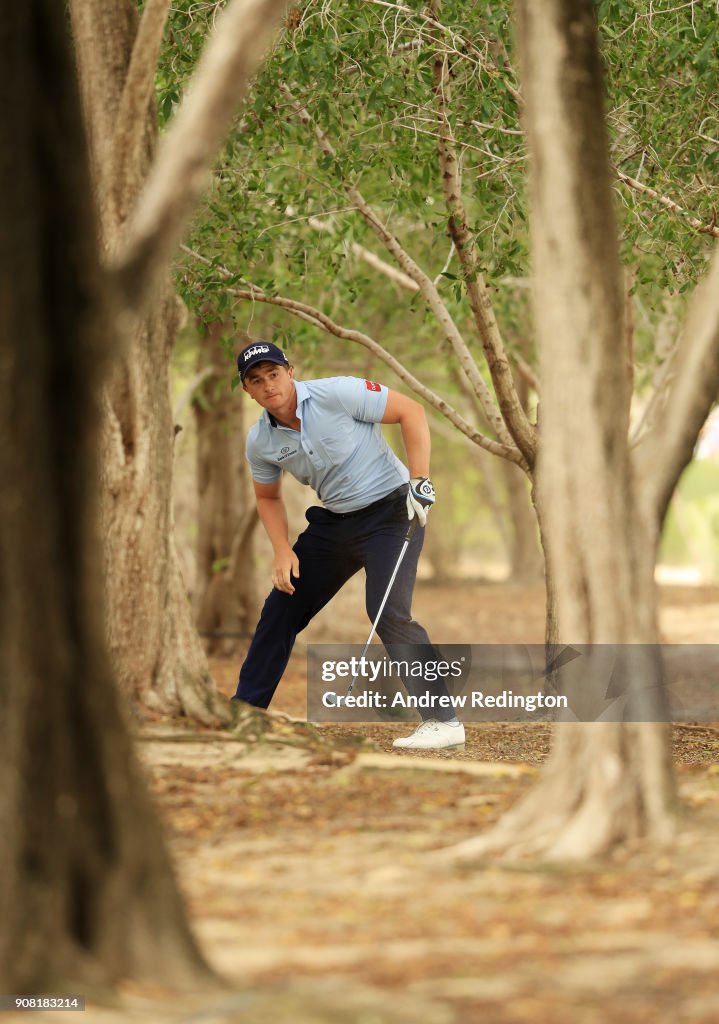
[253, 478, 300, 595]
[381, 389, 431, 476]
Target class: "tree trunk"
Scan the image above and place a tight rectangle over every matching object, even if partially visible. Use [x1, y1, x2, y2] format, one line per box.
[532, 483, 559, 649]
[422, 521, 462, 582]
[444, 363, 522, 575]
[444, 0, 677, 862]
[194, 322, 259, 656]
[501, 458, 543, 582]
[501, 368, 543, 582]
[69, 0, 229, 723]
[0, 0, 215, 988]
[518, 0, 676, 853]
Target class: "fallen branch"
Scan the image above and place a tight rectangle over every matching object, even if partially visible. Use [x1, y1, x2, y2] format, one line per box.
[350, 752, 534, 777]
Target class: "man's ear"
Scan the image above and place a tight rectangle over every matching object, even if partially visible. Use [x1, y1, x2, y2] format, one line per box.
[287, 366, 295, 380]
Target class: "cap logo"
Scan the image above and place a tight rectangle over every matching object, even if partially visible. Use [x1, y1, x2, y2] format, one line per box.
[244, 344, 271, 361]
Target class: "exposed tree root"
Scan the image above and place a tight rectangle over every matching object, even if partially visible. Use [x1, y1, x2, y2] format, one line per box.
[225, 702, 371, 762]
[437, 724, 678, 864]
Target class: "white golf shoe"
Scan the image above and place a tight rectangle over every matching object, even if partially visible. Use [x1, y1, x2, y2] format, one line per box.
[392, 719, 465, 750]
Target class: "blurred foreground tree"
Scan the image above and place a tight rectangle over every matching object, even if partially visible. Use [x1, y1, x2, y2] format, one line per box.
[0, 0, 285, 991]
[0, 0, 212, 990]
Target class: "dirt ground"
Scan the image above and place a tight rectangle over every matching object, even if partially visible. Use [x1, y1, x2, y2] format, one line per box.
[23, 583, 719, 1024]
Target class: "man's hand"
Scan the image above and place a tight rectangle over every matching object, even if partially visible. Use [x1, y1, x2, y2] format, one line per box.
[406, 476, 436, 527]
[272, 547, 300, 595]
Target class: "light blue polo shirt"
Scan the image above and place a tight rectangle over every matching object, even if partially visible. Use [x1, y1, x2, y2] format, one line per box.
[246, 377, 409, 513]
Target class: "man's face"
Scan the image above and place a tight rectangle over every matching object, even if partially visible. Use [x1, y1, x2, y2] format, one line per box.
[242, 362, 295, 411]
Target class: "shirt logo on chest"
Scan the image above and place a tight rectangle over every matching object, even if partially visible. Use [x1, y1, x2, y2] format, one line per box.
[278, 446, 298, 461]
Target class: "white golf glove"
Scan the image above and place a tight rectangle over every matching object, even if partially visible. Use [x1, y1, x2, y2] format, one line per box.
[406, 476, 436, 527]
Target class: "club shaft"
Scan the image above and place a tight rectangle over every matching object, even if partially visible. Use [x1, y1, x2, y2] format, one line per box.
[346, 518, 418, 696]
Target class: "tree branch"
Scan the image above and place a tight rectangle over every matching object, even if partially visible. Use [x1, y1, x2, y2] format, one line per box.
[636, 244, 719, 525]
[617, 171, 719, 239]
[307, 216, 419, 291]
[365, 0, 522, 103]
[111, 0, 289, 318]
[513, 351, 539, 393]
[311, 216, 461, 295]
[279, 84, 515, 449]
[111, 0, 172, 213]
[432, 39, 538, 465]
[173, 366, 215, 423]
[630, 341, 680, 449]
[248, 290, 527, 466]
[181, 248, 527, 467]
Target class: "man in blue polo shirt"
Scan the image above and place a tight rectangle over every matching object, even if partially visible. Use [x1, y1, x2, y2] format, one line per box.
[232, 340, 465, 750]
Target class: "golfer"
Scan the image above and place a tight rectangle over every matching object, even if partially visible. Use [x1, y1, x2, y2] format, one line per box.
[231, 340, 465, 750]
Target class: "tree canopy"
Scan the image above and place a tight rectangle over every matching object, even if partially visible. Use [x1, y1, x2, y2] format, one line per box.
[162, 0, 718, 398]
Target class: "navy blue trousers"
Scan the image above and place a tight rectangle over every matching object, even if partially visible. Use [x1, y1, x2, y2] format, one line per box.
[234, 487, 454, 721]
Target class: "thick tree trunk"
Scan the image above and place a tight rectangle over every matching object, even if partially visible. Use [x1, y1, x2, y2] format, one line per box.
[102, 288, 226, 721]
[444, 0, 677, 862]
[194, 322, 259, 656]
[69, 0, 229, 723]
[521, 0, 676, 852]
[0, 1, 214, 988]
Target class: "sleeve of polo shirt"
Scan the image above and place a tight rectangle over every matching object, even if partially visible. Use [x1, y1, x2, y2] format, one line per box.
[333, 376, 389, 423]
[246, 432, 281, 484]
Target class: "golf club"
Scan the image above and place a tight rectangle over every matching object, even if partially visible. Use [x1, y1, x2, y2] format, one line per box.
[325, 516, 419, 706]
